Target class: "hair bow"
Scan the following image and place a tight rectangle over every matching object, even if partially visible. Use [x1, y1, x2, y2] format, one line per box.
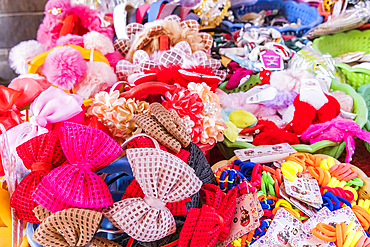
[103, 136, 202, 242]
[6, 87, 83, 152]
[178, 184, 238, 247]
[0, 85, 23, 131]
[32, 206, 122, 247]
[116, 50, 158, 81]
[32, 122, 123, 212]
[10, 131, 67, 223]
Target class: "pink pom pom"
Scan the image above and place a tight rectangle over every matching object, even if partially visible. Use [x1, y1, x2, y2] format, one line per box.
[44, 0, 71, 19]
[43, 46, 87, 90]
[56, 34, 84, 47]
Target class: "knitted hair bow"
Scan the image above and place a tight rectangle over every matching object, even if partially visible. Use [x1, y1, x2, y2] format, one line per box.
[32, 122, 123, 212]
[32, 205, 122, 247]
[178, 184, 238, 247]
[10, 131, 67, 223]
[103, 135, 202, 242]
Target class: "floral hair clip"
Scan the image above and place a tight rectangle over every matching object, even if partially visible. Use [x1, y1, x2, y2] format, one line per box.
[32, 122, 123, 213]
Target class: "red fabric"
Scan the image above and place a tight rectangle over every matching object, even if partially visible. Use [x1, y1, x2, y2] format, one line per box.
[314, 94, 341, 124]
[0, 85, 23, 132]
[290, 94, 341, 135]
[178, 184, 237, 247]
[10, 131, 67, 223]
[253, 129, 300, 146]
[146, 64, 218, 91]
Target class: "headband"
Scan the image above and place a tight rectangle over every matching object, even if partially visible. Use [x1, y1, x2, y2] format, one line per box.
[148, 0, 168, 22]
[127, 7, 137, 24]
[158, 4, 178, 20]
[113, 3, 134, 39]
[32, 122, 123, 213]
[180, 7, 192, 21]
[136, 3, 150, 24]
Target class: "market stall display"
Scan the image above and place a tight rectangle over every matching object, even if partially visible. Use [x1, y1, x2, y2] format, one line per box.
[2, 0, 370, 246]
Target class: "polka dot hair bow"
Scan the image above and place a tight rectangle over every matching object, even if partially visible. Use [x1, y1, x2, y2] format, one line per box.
[32, 206, 121, 247]
[103, 134, 202, 242]
[32, 122, 123, 213]
[178, 184, 238, 247]
[10, 131, 67, 223]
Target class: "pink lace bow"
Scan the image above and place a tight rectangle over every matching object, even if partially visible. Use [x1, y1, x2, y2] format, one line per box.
[32, 122, 122, 212]
[103, 137, 202, 242]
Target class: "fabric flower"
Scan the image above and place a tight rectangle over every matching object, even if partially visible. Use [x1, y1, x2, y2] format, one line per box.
[87, 90, 149, 143]
[188, 82, 226, 145]
[162, 84, 204, 143]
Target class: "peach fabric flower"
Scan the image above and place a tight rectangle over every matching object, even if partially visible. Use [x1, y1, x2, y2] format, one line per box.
[87, 90, 149, 143]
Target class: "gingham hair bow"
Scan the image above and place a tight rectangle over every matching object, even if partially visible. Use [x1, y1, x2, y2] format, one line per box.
[32, 122, 123, 213]
[32, 206, 121, 247]
[103, 136, 202, 242]
[116, 50, 157, 81]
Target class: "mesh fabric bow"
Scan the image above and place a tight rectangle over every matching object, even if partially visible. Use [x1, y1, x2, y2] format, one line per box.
[10, 131, 67, 223]
[178, 184, 237, 247]
[32, 206, 122, 247]
[32, 122, 122, 212]
[103, 137, 202, 242]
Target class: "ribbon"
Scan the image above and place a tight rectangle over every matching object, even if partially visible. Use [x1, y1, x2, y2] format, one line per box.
[10, 131, 67, 223]
[32, 122, 122, 213]
[103, 145, 202, 242]
[0, 85, 23, 131]
[178, 184, 238, 247]
[5, 86, 83, 154]
[32, 206, 121, 247]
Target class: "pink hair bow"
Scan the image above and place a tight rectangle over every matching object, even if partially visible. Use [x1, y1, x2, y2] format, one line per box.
[5, 87, 83, 153]
[301, 117, 370, 163]
[103, 136, 202, 242]
[32, 122, 122, 212]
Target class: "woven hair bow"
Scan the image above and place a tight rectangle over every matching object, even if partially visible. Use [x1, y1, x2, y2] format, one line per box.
[32, 205, 122, 247]
[103, 135, 202, 242]
[10, 131, 67, 223]
[6, 86, 83, 151]
[178, 184, 238, 247]
[32, 122, 122, 213]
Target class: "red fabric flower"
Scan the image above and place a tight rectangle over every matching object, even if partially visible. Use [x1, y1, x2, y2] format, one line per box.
[162, 85, 204, 143]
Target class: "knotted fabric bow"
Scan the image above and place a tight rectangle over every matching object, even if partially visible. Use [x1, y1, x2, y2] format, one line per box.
[178, 184, 238, 247]
[301, 118, 370, 163]
[103, 137, 202, 242]
[10, 131, 67, 223]
[6, 87, 83, 152]
[0, 85, 23, 131]
[32, 122, 123, 212]
[32, 205, 121, 247]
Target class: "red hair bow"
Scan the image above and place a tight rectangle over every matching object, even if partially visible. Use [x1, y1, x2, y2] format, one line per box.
[10, 131, 67, 223]
[0, 85, 23, 131]
[178, 184, 237, 247]
[32, 122, 123, 213]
